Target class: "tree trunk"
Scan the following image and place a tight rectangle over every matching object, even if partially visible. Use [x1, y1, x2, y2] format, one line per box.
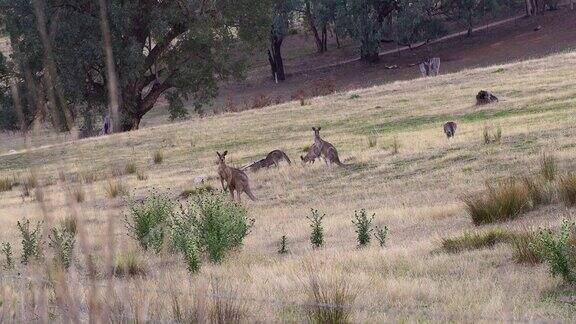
[304, 1, 326, 53]
[525, 0, 533, 16]
[321, 24, 328, 52]
[269, 31, 285, 81]
[334, 26, 341, 48]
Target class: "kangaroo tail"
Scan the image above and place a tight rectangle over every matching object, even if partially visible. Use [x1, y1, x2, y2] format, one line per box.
[245, 186, 256, 201]
[282, 152, 292, 165]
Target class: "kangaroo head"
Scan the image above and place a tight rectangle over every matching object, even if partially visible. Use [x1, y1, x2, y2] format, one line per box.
[216, 151, 228, 164]
[312, 126, 321, 137]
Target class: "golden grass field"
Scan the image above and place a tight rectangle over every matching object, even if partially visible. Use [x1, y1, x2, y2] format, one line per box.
[1, 50, 576, 322]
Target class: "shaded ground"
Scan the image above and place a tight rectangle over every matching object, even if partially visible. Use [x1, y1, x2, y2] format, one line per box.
[212, 8, 576, 113]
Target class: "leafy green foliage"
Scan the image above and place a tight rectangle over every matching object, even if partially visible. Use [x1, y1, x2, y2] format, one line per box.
[533, 220, 576, 283]
[17, 219, 43, 265]
[182, 193, 253, 263]
[48, 225, 76, 269]
[1, 242, 14, 270]
[352, 209, 374, 247]
[170, 215, 201, 273]
[125, 191, 174, 252]
[374, 225, 388, 248]
[307, 209, 325, 248]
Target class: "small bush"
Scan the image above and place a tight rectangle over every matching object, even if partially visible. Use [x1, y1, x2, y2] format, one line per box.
[136, 170, 148, 181]
[180, 183, 216, 199]
[251, 94, 272, 109]
[352, 209, 374, 247]
[511, 231, 542, 264]
[183, 193, 253, 263]
[349, 94, 360, 100]
[112, 251, 147, 278]
[305, 274, 356, 324]
[307, 209, 325, 248]
[1, 242, 14, 270]
[17, 219, 43, 264]
[48, 225, 76, 269]
[558, 173, 576, 206]
[374, 226, 388, 248]
[540, 153, 557, 181]
[278, 235, 289, 255]
[441, 228, 514, 253]
[463, 180, 531, 225]
[153, 150, 164, 164]
[533, 220, 576, 283]
[105, 179, 128, 198]
[126, 191, 174, 252]
[0, 177, 15, 192]
[125, 161, 137, 175]
[170, 216, 201, 273]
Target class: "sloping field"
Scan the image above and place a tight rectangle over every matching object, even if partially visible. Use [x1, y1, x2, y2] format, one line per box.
[1, 51, 576, 322]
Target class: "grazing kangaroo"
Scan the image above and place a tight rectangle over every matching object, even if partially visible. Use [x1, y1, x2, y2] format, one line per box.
[300, 143, 322, 164]
[476, 90, 498, 105]
[243, 150, 291, 172]
[311, 127, 345, 166]
[216, 151, 256, 202]
[443, 121, 457, 138]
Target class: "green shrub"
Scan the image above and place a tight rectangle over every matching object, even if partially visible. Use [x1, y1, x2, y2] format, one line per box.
[533, 220, 576, 283]
[170, 216, 201, 273]
[278, 235, 289, 255]
[374, 226, 388, 248]
[540, 153, 557, 181]
[558, 173, 576, 206]
[125, 191, 174, 252]
[112, 251, 147, 278]
[352, 209, 374, 247]
[48, 225, 76, 269]
[463, 180, 531, 225]
[17, 219, 43, 264]
[511, 231, 542, 264]
[1, 242, 13, 270]
[349, 94, 360, 100]
[183, 193, 253, 263]
[125, 161, 137, 175]
[153, 150, 164, 164]
[441, 228, 514, 253]
[305, 274, 356, 324]
[307, 209, 325, 248]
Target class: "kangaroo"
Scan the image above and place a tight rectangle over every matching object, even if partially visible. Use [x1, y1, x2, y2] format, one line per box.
[443, 121, 457, 138]
[311, 127, 345, 166]
[300, 143, 321, 164]
[216, 151, 256, 202]
[243, 150, 291, 172]
[476, 90, 498, 105]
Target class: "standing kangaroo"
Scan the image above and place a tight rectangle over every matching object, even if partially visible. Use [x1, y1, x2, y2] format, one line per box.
[312, 127, 345, 166]
[217, 151, 256, 202]
[243, 149, 291, 172]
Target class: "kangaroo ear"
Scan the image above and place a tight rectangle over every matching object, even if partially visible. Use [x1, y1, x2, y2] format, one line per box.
[312, 127, 316, 131]
[223, 150, 228, 156]
[317, 127, 321, 131]
[216, 151, 221, 158]
[300, 155, 304, 160]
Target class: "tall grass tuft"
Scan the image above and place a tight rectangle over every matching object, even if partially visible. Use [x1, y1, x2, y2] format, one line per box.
[540, 153, 557, 181]
[558, 173, 576, 206]
[441, 228, 514, 253]
[48, 224, 76, 269]
[210, 282, 248, 324]
[522, 176, 554, 207]
[105, 179, 128, 198]
[511, 231, 542, 264]
[391, 137, 400, 155]
[112, 251, 147, 278]
[0, 177, 15, 192]
[367, 132, 378, 148]
[125, 161, 137, 175]
[305, 273, 356, 324]
[463, 180, 531, 225]
[153, 150, 164, 164]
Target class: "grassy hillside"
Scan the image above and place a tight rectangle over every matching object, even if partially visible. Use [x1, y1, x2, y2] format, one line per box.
[1, 50, 576, 321]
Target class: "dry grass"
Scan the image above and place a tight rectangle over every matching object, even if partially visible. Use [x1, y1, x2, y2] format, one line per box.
[441, 228, 514, 253]
[3, 51, 576, 321]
